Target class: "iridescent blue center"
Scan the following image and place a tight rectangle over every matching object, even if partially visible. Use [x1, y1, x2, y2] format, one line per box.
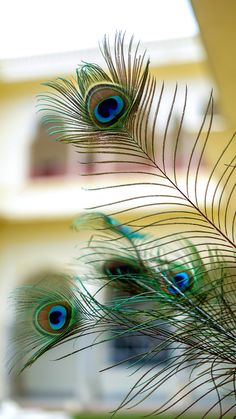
[48, 305, 67, 331]
[168, 272, 191, 295]
[94, 95, 124, 123]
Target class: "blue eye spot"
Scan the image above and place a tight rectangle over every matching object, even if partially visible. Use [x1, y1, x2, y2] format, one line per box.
[168, 272, 191, 295]
[48, 305, 68, 331]
[94, 96, 124, 123]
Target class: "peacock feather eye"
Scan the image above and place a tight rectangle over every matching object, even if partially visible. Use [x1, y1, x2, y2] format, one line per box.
[102, 259, 144, 295]
[85, 84, 130, 129]
[166, 271, 193, 296]
[103, 259, 141, 279]
[35, 301, 72, 335]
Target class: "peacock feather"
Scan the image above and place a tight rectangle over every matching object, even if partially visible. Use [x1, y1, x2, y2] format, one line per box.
[11, 33, 236, 417]
[9, 273, 102, 372]
[72, 212, 236, 416]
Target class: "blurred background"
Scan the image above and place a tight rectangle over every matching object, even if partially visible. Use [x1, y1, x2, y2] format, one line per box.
[0, 0, 235, 418]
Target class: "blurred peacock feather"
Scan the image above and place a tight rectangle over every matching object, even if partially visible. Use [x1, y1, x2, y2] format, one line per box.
[11, 33, 236, 417]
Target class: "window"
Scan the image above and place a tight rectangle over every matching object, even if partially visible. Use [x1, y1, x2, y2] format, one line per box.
[110, 323, 170, 366]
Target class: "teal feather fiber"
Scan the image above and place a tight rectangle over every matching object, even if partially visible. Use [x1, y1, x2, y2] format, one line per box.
[11, 32, 236, 417]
